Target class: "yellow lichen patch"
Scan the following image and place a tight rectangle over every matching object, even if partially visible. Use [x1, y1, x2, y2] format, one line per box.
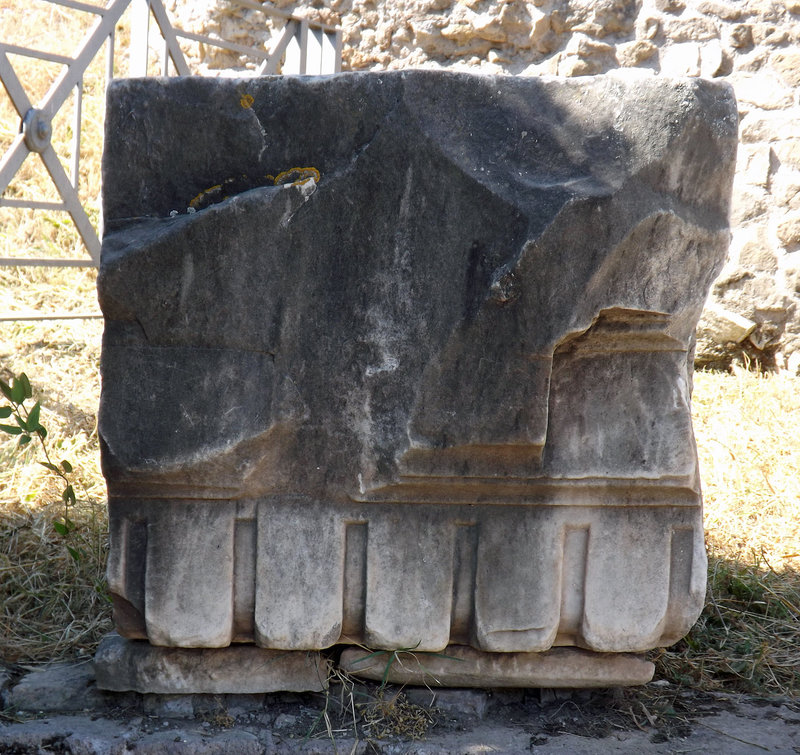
[184, 167, 321, 213]
[189, 184, 223, 210]
[273, 166, 321, 186]
[239, 93, 254, 109]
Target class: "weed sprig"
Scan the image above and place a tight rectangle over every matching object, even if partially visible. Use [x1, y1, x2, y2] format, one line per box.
[0, 371, 81, 559]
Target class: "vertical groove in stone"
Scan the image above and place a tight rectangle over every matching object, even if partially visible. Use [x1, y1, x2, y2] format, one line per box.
[105, 513, 126, 598]
[657, 526, 697, 646]
[341, 521, 368, 642]
[557, 525, 589, 645]
[107, 513, 148, 638]
[232, 518, 256, 642]
[668, 528, 694, 601]
[125, 519, 148, 616]
[450, 522, 478, 645]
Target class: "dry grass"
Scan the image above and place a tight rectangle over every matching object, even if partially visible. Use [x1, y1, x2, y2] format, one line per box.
[656, 368, 800, 697]
[0, 309, 108, 664]
[0, 498, 110, 663]
[360, 691, 436, 740]
[694, 368, 800, 570]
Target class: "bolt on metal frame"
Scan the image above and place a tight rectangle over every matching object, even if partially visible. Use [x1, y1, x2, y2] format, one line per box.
[0, 0, 342, 320]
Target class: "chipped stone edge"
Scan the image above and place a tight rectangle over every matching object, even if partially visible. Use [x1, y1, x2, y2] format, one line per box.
[94, 634, 329, 694]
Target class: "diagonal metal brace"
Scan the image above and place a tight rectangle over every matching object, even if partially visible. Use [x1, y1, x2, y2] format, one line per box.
[0, 0, 132, 263]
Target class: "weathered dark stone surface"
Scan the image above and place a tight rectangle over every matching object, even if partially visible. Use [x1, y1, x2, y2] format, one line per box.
[98, 71, 737, 683]
[3, 663, 113, 712]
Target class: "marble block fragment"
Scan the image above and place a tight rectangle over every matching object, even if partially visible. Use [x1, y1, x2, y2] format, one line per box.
[97, 71, 737, 688]
[94, 634, 329, 694]
[339, 645, 655, 688]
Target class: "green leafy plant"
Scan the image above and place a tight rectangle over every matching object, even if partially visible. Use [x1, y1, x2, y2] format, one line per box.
[1, 371, 80, 560]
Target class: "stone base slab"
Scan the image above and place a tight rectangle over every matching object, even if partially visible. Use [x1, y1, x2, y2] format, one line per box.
[339, 645, 654, 688]
[94, 634, 329, 694]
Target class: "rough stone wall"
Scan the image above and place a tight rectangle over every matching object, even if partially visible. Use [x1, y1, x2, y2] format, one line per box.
[168, 0, 800, 371]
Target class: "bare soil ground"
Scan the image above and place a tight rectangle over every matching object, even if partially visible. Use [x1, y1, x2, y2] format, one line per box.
[2, 669, 800, 753]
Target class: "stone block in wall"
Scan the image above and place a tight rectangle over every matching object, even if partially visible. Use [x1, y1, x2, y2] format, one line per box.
[662, 14, 721, 43]
[751, 23, 790, 46]
[777, 212, 800, 247]
[696, 0, 743, 21]
[697, 302, 756, 344]
[97, 72, 737, 689]
[551, 0, 638, 37]
[636, 15, 661, 40]
[654, 0, 685, 13]
[617, 39, 657, 67]
[781, 251, 800, 295]
[659, 37, 726, 77]
[773, 172, 800, 210]
[731, 71, 793, 111]
[739, 111, 798, 143]
[557, 35, 617, 75]
[733, 48, 773, 75]
[700, 39, 728, 76]
[770, 49, 800, 87]
[513, 4, 552, 48]
[660, 43, 702, 77]
[730, 184, 769, 225]
[411, 18, 447, 52]
[716, 273, 797, 352]
[726, 22, 754, 49]
[735, 225, 779, 272]
[740, 143, 773, 189]
[773, 140, 800, 171]
[441, 5, 507, 44]
[786, 349, 800, 375]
